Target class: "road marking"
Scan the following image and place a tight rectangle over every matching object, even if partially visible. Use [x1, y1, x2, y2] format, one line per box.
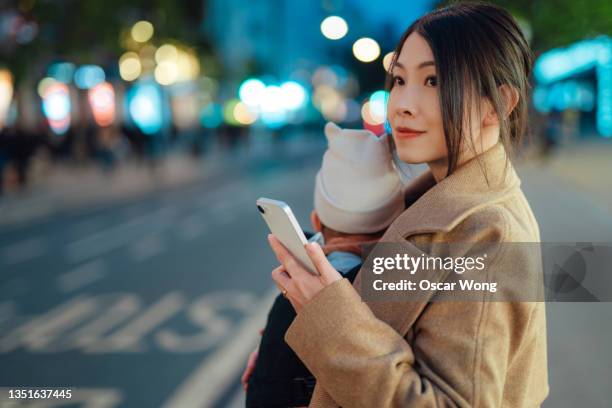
[91, 291, 186, 352]
[161, 286, 278, 408]
[155, 291, 255, 353]
[0, 296, 98, 352]
[66, 207, 175, 263]
[57, 259, 107, 293]
[1, 237, 46, 266]
[129, 234, 165, 262]
[177, 214, 208, 240]
[74, 295, 141, 351]
[71, 215, 107, 236]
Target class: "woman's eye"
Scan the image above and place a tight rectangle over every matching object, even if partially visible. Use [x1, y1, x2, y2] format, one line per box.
[392, 75, 405, 86]
[425, 76, 437, 87]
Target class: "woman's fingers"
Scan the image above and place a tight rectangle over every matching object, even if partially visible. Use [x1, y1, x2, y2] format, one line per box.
[271, 265, 292, 292]
[267, 234, 309, 279]
[305, 242, 342, 283]
[267, 235, 291, 265]
[241, 347, 259, 390]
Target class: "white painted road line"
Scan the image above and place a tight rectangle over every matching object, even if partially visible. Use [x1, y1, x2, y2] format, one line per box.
[129, 234, 166, 262]
[161, 286, 278, 408]
[1, 237, 46, 266]
[66, 207, 175, 263]
[57, 259, 107, 293]
[177, 214, 208, 241]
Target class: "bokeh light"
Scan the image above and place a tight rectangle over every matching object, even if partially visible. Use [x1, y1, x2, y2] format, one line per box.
[223, 99, 241, 125]
[382, 52, 395, 72]
[131, 20, 154, 43]
[74, 65, 105, 89]
[42, 82, 71, 135]
[320, 16, 348, 40]
[233, 101, 258, 125]
[239, 78, 266, 108]
[361, 101, 383, 126]
[280, 81, 307, 110]
[369, 90, 388, 122]
[88, 82, 116, 127]
[119, 52, 142, 81]
[155, 44, 178, 63]
[312, 66, 338, 87]
[47, 62, 75, 83]
[155, 61, 178, 85]
[0, 69, 14, 129]
[127, 82, 163, 134]
[200, 103, 223, 128]
[352, 38, 381, 63]
[260, 85, 284, 114]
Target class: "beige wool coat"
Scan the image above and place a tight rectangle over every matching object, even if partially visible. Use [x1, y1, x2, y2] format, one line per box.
[285, 142, 549, 407]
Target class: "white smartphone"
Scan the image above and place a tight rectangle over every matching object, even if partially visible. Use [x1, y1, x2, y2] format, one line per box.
[256, 197, 319, 275]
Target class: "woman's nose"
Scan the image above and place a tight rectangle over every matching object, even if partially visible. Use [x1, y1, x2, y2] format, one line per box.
[393, 90, 419, 117]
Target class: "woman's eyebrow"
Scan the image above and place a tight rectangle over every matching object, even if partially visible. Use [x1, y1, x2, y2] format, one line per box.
[394, 60, 435, 70]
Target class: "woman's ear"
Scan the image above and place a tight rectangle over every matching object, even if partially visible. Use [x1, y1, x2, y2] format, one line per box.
[483, 84, 520, 126]
[500, 84, 520, 118]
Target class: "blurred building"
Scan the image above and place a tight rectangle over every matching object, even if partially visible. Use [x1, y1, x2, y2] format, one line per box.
[533, 36, 612, 140]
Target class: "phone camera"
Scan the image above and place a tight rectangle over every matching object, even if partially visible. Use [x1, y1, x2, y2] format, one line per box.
[257, 205, 265, 214]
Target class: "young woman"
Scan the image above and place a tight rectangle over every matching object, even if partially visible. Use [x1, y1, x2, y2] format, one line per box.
[268, 2, 548, 407]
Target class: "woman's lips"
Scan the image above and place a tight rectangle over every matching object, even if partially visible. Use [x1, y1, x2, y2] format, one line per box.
[395, 127, 426, 139]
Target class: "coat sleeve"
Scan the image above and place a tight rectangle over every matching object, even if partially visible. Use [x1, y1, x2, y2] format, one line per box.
[285, 276, 534, 408]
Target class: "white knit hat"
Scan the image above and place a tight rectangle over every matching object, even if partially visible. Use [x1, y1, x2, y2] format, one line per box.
[314, 122, 405, 234]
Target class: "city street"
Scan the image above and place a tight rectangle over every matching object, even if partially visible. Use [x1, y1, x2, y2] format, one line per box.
[0, 135, 327, 407]
[1, 137, 611, 407]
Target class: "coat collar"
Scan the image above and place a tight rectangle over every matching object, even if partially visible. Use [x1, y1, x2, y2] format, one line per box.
[389, 141, 520, 238]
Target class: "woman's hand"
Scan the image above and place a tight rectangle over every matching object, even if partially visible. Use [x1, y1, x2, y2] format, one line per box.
[268, 234, 342, 314]
[241, 346, 259, 390]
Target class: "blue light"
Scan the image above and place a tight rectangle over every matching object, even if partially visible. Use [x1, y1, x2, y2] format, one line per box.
[41, 83, 71, 135]
[74, 65, 105, 89]
[47, 62, 75, 84]
[535, 36, 612, 137]
[369, 90, 388, 117]
[200, 103, 223, 128]
[534, 38, 605, 84]
[127, 83, 164, 135]
[596, 39, 612, 137]
[532, 86, 550, 113]
[260, 109, 287, 129]
[42, 90, 70, 120]
[532, 81, 596, 114]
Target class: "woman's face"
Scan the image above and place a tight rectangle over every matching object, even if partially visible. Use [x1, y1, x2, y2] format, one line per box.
[387, 32, 447, 165]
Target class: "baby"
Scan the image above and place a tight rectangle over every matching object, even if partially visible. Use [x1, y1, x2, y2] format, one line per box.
[244, 122, 406, 407]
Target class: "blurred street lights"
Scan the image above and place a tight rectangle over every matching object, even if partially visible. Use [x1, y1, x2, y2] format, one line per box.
[382, 52, 395, 72]
[131, 21, 154, 43]
[352, 37, 380, 63]
[320, 16, 348, 40]
[0, 70, 13, 129]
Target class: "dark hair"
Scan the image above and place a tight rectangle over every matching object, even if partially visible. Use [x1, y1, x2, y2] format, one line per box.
[386, 1, 533, 178]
